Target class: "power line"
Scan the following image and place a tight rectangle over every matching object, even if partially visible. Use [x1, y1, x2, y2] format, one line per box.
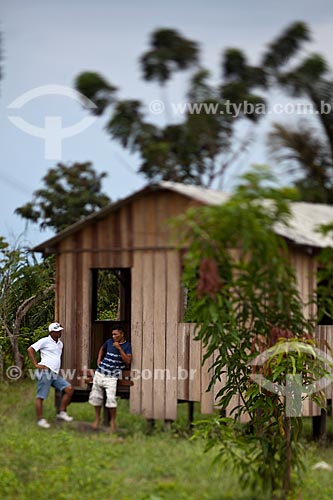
[0, 170, 33, 195]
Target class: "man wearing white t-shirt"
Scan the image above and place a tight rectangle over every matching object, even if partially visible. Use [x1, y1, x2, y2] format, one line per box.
[27, 322, 74, 429]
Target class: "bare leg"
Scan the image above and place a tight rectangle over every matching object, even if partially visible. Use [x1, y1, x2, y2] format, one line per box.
[109, 408, 117, 433]
[59, 386, 74, 412]
[92, 406, 101, 429]
[36, 398, 44, 420]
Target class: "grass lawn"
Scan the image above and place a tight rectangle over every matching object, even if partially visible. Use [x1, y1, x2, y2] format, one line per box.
[1, 380, 333, 500]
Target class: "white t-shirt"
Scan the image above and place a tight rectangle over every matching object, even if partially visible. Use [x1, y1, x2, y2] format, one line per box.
[30, 335, 63, 373]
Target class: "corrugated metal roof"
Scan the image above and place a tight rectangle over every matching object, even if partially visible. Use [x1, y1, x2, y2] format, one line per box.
[160, 182, 333, 248]
[159, 181, 230, 205]
[32, 181, 333, 252]
[274, 203, 333, 248]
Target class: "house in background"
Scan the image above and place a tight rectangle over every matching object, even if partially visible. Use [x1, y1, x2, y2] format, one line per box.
[32, 181, 333, 423]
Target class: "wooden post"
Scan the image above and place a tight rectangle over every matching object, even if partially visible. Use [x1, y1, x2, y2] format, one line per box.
[312, 410, 327, 441]
[188, 401, 194, 429]
[163, 419, 173, 431]
[147, 419, 155, 434]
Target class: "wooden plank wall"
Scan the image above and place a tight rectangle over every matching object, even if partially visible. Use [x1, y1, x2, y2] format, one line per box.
[177, 323, 215, 414]
[176, 249, 333, 419]
[129, 249, 143, 415]
[165, 250, 179, 420]
[177, 322, 333, 419]
[56, 206, 135, 386]
[141, 250, 154, 418]
[177, 323, 190, 401]
[314, 325, 333, 405]
[176, 323, 244, 417]
[291, 249, 324, 417]
[153, 251, 167, 419]
[289, 248, 317, 320]
[129, 191, 187, 420]
[80, 226, 93, 382]
[59, 236, 76, 372]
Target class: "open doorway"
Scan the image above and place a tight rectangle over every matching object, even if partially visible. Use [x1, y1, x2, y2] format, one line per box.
[90, 268, 131, 366]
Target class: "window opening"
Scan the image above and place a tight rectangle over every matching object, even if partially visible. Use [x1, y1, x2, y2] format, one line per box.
[92, 268, 130, 321]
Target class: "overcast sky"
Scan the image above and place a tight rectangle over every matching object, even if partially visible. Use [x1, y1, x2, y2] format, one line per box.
[1, 0, 333, 247]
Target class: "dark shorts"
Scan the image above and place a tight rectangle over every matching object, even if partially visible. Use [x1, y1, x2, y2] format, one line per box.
[36, 369, 70, 399]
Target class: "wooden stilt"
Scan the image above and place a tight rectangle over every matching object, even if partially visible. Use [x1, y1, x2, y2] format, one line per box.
[188, 401, 194, 429]
[312, 410, 327, 441]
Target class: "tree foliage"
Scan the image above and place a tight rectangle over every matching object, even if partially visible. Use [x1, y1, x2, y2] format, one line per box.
[175, 166, 332, 499]
[268, 122, 333, 203]
[75, 22, 333, 200]
[140, 28, 199, 85]
[95, 270, 124, 321]
[75, 28, 267, 187]
[0, 237, 55, 371]
[222, 20, 333, 201]
[15, 162, 111, 232]
[261, 24, 333, 203]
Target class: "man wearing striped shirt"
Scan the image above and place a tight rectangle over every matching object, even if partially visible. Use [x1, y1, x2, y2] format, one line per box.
[89, 326, 132, 433]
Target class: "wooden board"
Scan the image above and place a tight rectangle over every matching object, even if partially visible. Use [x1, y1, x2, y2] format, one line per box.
[165, 250, 180, 420]
[141, 250, 154, 418]
[129, 250, 143, 415]
[177, 323, 190, 401]
[152, 251, 167, 419]
[200, 343, 214, 414]
[80, 227, 93, 375]
[188, 323, 201, 402]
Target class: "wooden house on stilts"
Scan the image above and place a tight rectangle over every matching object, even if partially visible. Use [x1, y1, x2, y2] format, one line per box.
[32, 181, 333, 429]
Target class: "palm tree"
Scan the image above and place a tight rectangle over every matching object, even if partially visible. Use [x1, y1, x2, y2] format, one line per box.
[268, 122, 333, 203]
[263, 24, 333, 203]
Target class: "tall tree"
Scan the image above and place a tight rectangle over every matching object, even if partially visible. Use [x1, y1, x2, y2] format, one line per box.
[214, 20, 333, 202]
[262, 24, 333, 202]
[75, 28, 266, 187]
[75, 22, 333, 195]
[15, 162, 110, 232]
[268, 122, 333, 203]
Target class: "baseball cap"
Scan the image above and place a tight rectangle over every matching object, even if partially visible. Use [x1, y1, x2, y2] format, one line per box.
[48, 322, 64, 332]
